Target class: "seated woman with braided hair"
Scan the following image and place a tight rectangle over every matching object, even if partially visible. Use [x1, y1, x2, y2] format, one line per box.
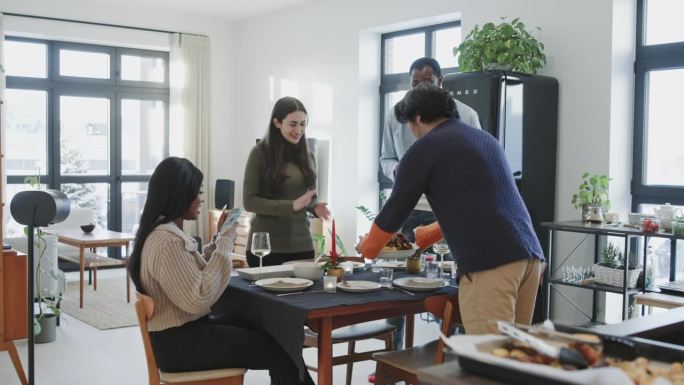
[128, 156, 313, 385]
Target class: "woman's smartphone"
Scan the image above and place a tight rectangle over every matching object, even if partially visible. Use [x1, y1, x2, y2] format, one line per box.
[218, 207, 242, 236]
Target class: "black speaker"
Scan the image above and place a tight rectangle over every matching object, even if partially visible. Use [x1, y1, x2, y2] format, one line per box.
[215, 179, 235, 210]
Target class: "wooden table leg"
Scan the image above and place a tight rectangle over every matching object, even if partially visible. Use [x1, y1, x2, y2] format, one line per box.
[405, 313, 415, 348]
[1, 341, 28, 385]
[79, 245, 85, 308]
[126, 243, 131, 303]
[93, 267, 98, 291]
[317, 317, 333, 385]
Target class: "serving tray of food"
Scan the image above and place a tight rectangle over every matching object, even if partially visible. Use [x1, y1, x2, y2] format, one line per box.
[443, 323, 684, 385]
[376, 233, 417, 259]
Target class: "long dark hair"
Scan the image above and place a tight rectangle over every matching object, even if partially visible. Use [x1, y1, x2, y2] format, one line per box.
[128, 157, 203, 293]
[261, 96, 316, 191]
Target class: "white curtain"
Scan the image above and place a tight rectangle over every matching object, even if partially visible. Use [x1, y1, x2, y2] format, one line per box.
[169, 33, 211, 240]
[0, 13, 7, 239]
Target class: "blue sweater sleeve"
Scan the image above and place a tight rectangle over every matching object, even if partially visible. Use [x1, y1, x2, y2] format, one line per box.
[374, 143, 431, 233]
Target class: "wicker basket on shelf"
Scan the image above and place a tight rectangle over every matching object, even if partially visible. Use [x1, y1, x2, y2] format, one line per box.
[593, 264, 640, 288]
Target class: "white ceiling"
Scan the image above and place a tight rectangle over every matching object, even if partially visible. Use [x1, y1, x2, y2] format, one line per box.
[71, 0, 321, 20]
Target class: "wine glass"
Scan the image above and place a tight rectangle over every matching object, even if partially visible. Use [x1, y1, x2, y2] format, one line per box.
[433, 238, 450, 284]
[251, 232, 271, 280]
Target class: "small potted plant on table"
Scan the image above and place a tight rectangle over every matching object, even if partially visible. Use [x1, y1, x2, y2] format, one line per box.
[323, 220, 345, 282]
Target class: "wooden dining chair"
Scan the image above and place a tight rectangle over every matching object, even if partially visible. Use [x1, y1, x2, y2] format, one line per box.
[372, 294, 461, 385]
[135, 294, 246, 385]
[303, 321, 396, 385]
[301, 255, 397, 385]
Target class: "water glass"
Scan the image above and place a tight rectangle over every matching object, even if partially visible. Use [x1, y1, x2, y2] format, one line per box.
[379, 268, 393, 288]
[425, 261, 438, 279]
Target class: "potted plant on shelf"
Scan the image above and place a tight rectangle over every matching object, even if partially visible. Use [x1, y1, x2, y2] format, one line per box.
[453, 17, 547, 74]
[593, 242, 639, 288]
[571, 172, 611, 223]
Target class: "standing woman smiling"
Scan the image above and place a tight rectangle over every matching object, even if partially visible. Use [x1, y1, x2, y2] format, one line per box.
[243, 96, 331, 267]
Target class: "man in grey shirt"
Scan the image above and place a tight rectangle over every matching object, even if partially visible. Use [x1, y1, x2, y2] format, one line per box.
[380, 57, 481, 241]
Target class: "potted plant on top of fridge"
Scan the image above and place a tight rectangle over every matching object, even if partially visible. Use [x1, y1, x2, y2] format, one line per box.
[454, 17, 547, 74]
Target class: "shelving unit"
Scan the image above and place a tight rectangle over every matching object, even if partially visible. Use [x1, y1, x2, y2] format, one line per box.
[542, 220, 683, 322]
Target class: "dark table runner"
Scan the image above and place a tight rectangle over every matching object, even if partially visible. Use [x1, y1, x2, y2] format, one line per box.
[212, 269, 456, 381]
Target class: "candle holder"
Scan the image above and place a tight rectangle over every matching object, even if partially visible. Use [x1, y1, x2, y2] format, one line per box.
[323, 275, 337, 293]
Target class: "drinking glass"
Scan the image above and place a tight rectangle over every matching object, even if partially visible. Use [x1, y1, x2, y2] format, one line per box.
[433, 239, 450, 283]
[425, 260, 439, 279]
[379, 268, 394, 287]
[251, 232, 271, 280]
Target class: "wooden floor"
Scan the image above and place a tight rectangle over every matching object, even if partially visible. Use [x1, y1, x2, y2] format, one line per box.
[0, 269, 441, 385]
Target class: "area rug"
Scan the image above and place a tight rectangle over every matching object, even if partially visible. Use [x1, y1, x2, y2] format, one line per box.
[61, 278, 138, 330]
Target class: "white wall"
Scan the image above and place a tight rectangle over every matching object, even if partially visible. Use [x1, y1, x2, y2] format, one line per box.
[0, 0, 237, 208]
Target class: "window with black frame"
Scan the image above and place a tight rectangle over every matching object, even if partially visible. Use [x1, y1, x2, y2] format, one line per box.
[378, 21, 461, 199]
[633, 0, 684, 282]
[4, 37, 169, 257]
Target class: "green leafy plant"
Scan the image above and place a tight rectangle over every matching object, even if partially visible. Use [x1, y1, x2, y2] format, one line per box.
[601, 242, 635, 269]
[355, 191, 387, 221]
[454, 17, 547, 74]
[571, 173, 611, 210]
[23, 173, 63, 334]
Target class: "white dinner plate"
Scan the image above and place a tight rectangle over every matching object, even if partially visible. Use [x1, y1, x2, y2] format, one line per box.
[236, 265, 293, 280]
[340, 261, 367, 271]
[393, 277, 444, 292]
[255, 277, 314, 293]
[375, 260, 406, 269]
[337, 280, 382, 293]
[377, 244, 418, 260]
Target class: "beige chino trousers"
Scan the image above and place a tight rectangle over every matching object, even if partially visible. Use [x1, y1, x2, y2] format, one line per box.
[459, 258, 542, 335]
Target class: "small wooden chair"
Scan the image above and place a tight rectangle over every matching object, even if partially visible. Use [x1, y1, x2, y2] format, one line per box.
[303, 321, 396, 385]
[135, 294, 246, 385]
[372, 294, 461, 385]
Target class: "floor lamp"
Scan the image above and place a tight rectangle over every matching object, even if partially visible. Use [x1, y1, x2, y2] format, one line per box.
[10, 190, 70, 385]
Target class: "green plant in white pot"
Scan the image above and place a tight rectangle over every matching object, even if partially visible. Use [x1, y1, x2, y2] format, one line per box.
[454, 17, 547, 74]
[571, 172, 611, 223]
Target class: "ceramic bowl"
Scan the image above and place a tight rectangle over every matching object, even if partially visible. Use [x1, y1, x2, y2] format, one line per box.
[80, 224, 96, 233]
[292, 262, 323, 281]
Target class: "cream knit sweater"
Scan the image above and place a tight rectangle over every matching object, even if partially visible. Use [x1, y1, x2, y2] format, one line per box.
[140, 222, 233, 331]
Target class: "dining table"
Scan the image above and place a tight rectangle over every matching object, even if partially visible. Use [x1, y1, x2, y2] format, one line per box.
[212, 268, 456, 385]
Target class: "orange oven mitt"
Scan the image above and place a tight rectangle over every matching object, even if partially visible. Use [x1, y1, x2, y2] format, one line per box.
[357, 223, 394, 259]
[414, 222, 443, 251]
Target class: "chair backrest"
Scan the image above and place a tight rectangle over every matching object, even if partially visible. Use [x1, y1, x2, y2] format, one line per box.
[424, 294, 461, 364]
[135, 293, 161, 385]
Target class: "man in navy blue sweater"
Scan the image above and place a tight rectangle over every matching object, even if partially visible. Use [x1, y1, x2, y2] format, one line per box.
[359, 83, 545, 334]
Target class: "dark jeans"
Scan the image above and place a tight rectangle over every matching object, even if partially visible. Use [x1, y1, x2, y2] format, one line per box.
[246, 250, 315, 268]
[149, 315, 313, 385]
